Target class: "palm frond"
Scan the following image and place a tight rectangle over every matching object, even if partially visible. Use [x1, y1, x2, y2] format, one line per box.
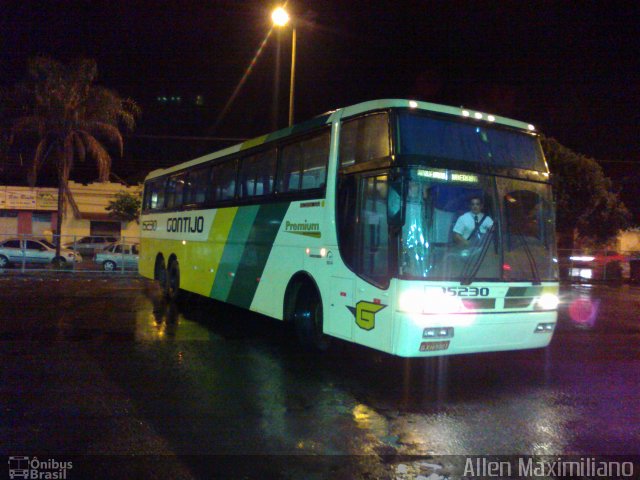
[72, 132, 86, 163]
[27, 137, 54, 187]
[85, 122, 123, 157]
[77, 130, 111, 182]
[119, 98, 141, 131]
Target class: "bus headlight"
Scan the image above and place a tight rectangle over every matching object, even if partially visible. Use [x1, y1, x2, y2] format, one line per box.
[399, 290, 424, 313]
[398, 288, 463, 314]
[536, 293, 559, 310]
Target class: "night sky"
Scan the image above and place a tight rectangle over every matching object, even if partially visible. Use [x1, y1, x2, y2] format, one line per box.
[2, 1, 639, 186]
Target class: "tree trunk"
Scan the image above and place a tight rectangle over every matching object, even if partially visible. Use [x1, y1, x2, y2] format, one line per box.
[55, 174, 65, 258]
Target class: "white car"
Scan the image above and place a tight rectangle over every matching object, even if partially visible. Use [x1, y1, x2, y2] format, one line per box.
[0, 238, 82, 268]
[94, 243, 139, 271]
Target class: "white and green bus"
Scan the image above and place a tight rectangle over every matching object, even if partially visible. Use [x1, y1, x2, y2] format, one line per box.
[140, 99, 559, 357]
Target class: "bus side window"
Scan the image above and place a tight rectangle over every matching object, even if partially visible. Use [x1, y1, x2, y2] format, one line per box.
[240, 149, 276, 198]
[184, 167, 210, 205]
[339, 113, 390, 167]
[300, 131, 330, 190]
[211, 160, 237, 202]
[165, 173, 186, 209]
[278, 129, 330, 193]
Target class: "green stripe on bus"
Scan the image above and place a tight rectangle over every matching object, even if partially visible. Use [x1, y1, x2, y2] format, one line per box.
[225, 202, 291, 309]
[210, 205, 261, 302]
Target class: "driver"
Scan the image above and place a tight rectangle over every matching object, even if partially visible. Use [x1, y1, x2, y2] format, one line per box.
[453, 196, 494, 246]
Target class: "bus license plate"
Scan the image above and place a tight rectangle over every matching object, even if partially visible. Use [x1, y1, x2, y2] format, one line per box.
[420, 341, 450, 352]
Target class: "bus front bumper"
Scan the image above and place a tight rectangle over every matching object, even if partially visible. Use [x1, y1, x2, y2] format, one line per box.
[392, 310, 558, 357]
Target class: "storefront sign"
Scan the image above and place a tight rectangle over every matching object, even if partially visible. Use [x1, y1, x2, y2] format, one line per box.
[6, 190, 37, 210]
[36, 191, 58, 210]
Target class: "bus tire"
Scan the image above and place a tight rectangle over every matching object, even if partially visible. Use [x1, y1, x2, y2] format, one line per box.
[166, 258, 180, 301]
[154, 256, 167, 288]
[293, 286, 330, 352]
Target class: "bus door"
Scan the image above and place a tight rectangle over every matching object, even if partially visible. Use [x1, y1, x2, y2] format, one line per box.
[351, 173, 394, 351]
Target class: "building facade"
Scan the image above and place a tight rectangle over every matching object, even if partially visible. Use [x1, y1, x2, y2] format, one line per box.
[0, 181, 140, 242]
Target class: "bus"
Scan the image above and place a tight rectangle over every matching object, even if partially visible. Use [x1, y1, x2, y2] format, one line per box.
[140, 99, 559, 357]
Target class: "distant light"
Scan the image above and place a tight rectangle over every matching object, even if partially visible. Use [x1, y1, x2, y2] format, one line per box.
[181, 240, 186, 245]
[272, 7, 290, 26]
[409, 100, 418, 108]
[528, 124, 536, 131]
[474, 112, 483, 119]
[462, 110, 470, 117]
[570, 256, 595, 262]
[487, 115, 496, 122]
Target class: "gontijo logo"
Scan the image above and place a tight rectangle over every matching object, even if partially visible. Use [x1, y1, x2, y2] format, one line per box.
[166, 215, 204, 233]
[347, 301, 387, 331]
[284, 220, 321, 238]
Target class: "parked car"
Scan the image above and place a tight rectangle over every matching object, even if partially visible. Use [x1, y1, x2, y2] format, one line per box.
[569, 251, 627, 281]
[64, 236, 119, 256]
[94, 243, 139, 271]
[0, 238, 82, 268]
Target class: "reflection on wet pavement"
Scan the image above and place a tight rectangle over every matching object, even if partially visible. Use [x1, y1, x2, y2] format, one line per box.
[1, 276, 639, 478]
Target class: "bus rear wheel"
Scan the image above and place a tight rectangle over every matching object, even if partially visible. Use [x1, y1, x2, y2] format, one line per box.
[166, 259, 180, 301]
[293, 287, 330, 352]
[154, 257, 167, 289]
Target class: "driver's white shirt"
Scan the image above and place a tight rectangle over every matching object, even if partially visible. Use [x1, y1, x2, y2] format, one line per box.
[453, 212, 494, 240]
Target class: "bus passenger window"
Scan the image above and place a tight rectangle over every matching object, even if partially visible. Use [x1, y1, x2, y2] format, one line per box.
[240, 149, 276, 198]
[278, 130, 330, 192]
[184, 167, 211, 205]
[211, 161, 237, 202]
[165, 173, 186, 209]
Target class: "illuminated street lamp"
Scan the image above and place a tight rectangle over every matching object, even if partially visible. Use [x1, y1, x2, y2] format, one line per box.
[272, 6, 296, 127]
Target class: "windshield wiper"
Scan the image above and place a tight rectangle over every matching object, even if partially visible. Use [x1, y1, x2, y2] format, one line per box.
[460, 224, 495, 286]
[513, 231, 541, 285]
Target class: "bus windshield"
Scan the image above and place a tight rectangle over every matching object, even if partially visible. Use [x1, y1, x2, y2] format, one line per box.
[399, 168, 557, 282]
[397, 111, 546, 171]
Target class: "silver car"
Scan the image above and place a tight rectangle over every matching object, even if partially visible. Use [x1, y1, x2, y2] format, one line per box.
[0, 238, 82, 268]
[94, 243, 139, 271]
[64, 236, 119, 256]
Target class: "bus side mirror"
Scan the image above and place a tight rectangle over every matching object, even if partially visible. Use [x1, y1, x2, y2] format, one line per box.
[387, 180, 405, 227]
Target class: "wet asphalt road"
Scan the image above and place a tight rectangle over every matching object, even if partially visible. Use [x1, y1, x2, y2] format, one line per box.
[1, 275, 639, 479]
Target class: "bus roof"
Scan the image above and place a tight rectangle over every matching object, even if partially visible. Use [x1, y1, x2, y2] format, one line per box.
[145, 99, 537, 180]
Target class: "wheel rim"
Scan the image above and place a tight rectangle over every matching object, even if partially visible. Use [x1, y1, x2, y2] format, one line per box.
[104, 261, 116, 271]
[0, 256, 7, 267]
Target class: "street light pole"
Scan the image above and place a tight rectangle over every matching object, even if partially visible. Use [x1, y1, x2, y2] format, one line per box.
[288, 27, 296, 127]
[272, 6, 296, 127]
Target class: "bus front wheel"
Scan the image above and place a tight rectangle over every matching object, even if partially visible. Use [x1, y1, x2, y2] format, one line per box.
[293, 286, 330, 352]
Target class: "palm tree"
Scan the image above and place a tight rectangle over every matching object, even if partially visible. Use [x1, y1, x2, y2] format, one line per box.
[9, 57, 140, 258]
